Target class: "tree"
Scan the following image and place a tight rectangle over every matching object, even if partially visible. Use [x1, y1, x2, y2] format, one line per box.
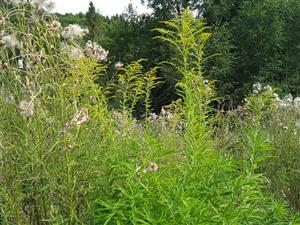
[204, 24, 236, 103]
[280, 0, 300, 95]
[201, 0, 244, 25]
[141, 0, 200, 19]
[85, 1, 100, 41]
[56, 12, 86, 27]
[231, 0, 285, 94]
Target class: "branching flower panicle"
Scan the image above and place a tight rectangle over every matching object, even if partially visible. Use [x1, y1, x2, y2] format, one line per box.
[293, 97, 300, 109]
[62, 44, 85, 59]
[1, 34, 20, 48]
[69, 46, 85, 59]
[73, 108, 89, 126]
[48, 20, 62, 32]
[31, 0, 55, 11]
[85, 40, 108, 61]
[253, 82, 262, 94]
[18, 100, 34, 117]
[61, 24, 88, 41]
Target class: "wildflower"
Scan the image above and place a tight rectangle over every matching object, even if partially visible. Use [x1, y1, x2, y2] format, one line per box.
[148, 112, 158, 122]
[61, 24, 88, 41]
[283, 94, 293, 107]
[1, 89, 15, 104]
[69, 47, 85, 59]
[161, 107, 167, 116]
[276, 93, 293, 109]
[30, 0, 55, 11]
[5, 0, 24, 6]
[294, 97, 300, 108]
[48, 20, 62, 32]
[18, 59, 23, 69]
[1, 34, 19, 48]
[143, 162, 158, 173]
[44, 0, 55, 11]
[115, 61, 124, 68]
[5, 94, 15, 104]
[73, 108, 89, 126]
[166, 111, 174, 120]
[273, 93, 280, 102]
[58, 121, 72, 136]
[252, 82, 262, 94]
[85, 40, 108, 61]
[18, 100, 34, 117]
[204, 79, 209, 85]
[263, 85, 272, 92]
[62, 43, 85, 59]
[112, 110, 123, 122]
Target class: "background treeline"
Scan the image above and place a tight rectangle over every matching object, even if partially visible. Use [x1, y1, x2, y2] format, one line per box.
[57, 0, 300, 110]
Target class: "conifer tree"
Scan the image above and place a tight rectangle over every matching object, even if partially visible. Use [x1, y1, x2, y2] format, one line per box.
[85, 1, 99, 41]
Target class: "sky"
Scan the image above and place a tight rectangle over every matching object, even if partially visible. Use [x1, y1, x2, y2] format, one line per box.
[52, 0, 151, 16]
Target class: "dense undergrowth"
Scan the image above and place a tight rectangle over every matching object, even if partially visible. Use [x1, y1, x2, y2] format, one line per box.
[1, 1, 300, 224]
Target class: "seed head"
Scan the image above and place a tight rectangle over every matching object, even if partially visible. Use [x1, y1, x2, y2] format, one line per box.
[61, 24, 88, 41]
[85, 40, 108, 61]
[19, 100, 34, 117]
[73, 108, 89, 126]
[294, 97, 300, 108]
[252, 82, 262, 94]
[1, 34, 19, 48]
[143, 162, 158, 173]
[48, 20, 62, 32]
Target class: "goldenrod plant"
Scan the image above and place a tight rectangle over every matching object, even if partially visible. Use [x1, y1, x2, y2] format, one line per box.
[154, 9, 216, 155]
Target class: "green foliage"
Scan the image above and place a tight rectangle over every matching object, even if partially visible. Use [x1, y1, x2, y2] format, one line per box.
[215, 91, 300, 212]
[245, 89, 276, 120]
[232, 0, 285, 88]
[56, 0, 300, 107]
[116, 59, 146, 113]
[265, 109, 300, 211]
[1, 3, 300, 225]
[113, 59, 160, 118]
[56, 12, 86, 27]
[92, 9, 299, 224]
[155, 10, 215, 150]
[141, 0, 201, 18]
[204, 24, 236, 100]
[85, 1, 100, 41]
[202, 0, 300, 103]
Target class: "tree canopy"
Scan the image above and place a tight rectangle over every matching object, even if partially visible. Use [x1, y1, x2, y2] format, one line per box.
[57, 0, 300, 108]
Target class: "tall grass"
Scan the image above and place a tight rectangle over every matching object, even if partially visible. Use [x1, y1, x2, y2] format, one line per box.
[0, 3, 299, 224]
[215, 89, 300, 213]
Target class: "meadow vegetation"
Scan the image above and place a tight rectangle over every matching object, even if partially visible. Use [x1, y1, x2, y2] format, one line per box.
[1, 1, 300, 224]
